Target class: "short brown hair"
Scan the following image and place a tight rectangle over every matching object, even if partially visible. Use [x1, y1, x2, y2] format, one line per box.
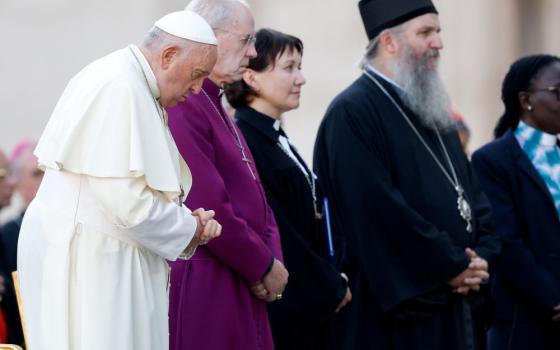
[224, 28, 303, 108]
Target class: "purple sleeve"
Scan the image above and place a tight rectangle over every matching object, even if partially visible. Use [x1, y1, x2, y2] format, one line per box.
[264, 204, 283, 262]
[168, 104, 274, 284]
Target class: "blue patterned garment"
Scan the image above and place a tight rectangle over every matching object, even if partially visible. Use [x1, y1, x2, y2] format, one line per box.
[515, 120, 560, 217]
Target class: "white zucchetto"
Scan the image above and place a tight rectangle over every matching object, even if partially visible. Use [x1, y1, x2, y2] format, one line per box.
[154, 10, 217, 45]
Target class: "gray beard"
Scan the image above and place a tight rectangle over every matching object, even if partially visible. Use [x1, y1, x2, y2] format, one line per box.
[392, 47, 456, 131]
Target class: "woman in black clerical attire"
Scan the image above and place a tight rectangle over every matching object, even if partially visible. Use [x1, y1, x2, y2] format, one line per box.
[472, 55, 560, 349]
[225, 28, 352, 350]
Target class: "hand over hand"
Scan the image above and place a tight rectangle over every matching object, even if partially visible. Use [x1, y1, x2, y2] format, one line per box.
[335, 287, 352, 313]
[262, 259, 288, 301]
[553, 304, 560, 322]
[466, 248, 488, 272]
[192, 208, 222, 245]
[448, 248, 489, 295]
[250, 281, 269, 301]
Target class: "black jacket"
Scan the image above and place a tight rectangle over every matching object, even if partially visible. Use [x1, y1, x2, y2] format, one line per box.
[236, 106, 347, 350]
[472, 131, 560, 321]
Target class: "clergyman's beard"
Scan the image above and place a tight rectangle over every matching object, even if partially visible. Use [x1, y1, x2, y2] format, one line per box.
[392, 46, 456, 130]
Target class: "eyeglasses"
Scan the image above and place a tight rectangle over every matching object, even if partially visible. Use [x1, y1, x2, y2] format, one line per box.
[532, 85, 560, 101]
[213, 28, 256, 47]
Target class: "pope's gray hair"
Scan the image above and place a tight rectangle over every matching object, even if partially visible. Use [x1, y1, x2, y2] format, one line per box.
[185, 0, 250, 30]
[142, 27, 197, 54]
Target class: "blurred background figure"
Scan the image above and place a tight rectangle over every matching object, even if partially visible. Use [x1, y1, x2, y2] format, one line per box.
[0, 149, 15, 344]
[0, 141, 42, 225]
[10, 141, 42, 213]
[225, 28, 351, 350]
[451, 109, 472, 154]
[0, 151, 11, 213]
[0, 273, 6, 344]
[0, 141, 40, 225]
[0, 141, 40, 347]
[2, 141, 41, 275]
[472, 54, 560, 350]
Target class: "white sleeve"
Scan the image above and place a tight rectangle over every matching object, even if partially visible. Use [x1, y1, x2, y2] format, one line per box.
[87, 176, 198, 261]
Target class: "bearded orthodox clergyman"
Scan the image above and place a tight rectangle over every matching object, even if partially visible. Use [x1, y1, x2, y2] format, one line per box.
[313, 0, 500, 349]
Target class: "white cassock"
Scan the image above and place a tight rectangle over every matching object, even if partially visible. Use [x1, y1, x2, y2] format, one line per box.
[17, 45, 198, 350]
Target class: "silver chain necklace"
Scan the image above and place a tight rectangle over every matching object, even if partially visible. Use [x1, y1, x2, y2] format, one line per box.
[363, 69, 473, 233]
[201, 88, 257, 180]
[275, 140, 323, 219]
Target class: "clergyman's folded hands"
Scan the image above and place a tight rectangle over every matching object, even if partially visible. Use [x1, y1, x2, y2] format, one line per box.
[251, 259, 288, 302]
[448, 248, 489, 295]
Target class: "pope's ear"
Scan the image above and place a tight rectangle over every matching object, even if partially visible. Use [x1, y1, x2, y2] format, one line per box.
[161, 46, 180, 69]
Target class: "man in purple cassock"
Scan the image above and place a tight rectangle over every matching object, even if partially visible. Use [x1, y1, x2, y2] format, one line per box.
[167, 1, 289, 349]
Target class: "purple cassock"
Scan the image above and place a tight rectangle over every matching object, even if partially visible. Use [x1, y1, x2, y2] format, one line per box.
[167, 79, 283, 350]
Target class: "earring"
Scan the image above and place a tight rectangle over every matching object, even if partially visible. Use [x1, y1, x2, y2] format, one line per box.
[527, 105, 533, 111]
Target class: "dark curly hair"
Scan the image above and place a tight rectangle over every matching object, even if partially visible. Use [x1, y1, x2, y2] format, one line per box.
[494, 54, 560, 138]
[224, 28, 303, 108]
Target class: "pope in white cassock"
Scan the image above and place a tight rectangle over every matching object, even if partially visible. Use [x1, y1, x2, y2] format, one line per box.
[17, 10, 222, 350]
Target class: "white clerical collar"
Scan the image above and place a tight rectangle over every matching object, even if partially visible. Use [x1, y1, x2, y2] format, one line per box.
[273, 120, 281, 131]
[365, 64, 402, 91]
[129, 45, 160, 99]
[516, 120, 559, 147]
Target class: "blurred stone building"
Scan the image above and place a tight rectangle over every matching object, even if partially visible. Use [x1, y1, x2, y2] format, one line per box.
[1, 0, 559, 161]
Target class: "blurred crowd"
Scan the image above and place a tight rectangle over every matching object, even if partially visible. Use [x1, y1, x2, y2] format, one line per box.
[0, 141, 42, 345]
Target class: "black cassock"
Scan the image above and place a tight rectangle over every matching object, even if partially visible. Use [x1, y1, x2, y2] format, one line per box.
[236, 106, 348, 350]
[313, 71, 501, 350]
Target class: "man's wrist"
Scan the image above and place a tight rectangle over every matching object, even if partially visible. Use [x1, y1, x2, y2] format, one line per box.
[261, 257, 275, 279]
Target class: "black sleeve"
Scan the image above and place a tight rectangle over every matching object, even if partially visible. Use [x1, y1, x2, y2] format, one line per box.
[265, 192, 347, 315]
